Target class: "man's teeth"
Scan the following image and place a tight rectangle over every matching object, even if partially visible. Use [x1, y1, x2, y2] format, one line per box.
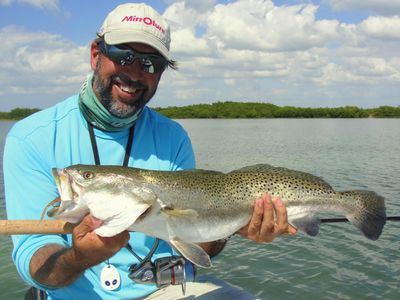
[119, 84, 137, 94]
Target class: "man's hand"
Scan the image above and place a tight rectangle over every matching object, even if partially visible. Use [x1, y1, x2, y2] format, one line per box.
[30, 214, 129, 287]
[70, 214, 129, 268]
[237, 194, 297, 243]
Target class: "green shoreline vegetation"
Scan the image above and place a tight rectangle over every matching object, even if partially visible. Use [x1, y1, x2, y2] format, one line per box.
[153, 102, 400, 118]
[1, 102, 400, 120]
[0, 108, 40, 120]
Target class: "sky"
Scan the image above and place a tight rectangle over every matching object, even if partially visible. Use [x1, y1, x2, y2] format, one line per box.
[0, 0, 400, 111]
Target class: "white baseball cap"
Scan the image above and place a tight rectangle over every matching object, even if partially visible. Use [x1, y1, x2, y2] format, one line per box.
[97, 3, 172, 60]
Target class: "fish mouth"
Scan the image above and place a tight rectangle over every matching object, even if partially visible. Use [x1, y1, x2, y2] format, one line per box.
[52, 168, 75, 201]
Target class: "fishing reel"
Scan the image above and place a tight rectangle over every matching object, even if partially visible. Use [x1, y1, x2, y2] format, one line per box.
[128, 256, 196, 295]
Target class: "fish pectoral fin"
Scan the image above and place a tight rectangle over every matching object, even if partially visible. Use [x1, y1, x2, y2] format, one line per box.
[290, 215, 321, 237]
[88, 198, 150, 237]
[161, 205, 199, 219]
[169, 238, 212, 269]
[94, 203, 150, 237]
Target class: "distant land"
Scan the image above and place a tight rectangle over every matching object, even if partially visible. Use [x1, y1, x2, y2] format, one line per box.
[1, 102, 400, 120]
[153, 102, 400, 118]
[0, 108, 40, 120]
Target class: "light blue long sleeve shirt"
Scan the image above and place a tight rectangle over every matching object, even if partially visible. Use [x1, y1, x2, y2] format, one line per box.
[3, 95, 195, 299]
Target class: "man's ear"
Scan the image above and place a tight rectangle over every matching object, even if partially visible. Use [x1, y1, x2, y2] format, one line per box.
[90, 41, 101, 71]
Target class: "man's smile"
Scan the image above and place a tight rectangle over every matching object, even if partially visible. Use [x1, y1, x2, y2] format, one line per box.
[112, 75, 146, 103]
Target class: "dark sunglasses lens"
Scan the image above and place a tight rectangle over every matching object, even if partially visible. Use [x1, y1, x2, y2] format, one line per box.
[102, 43, 167, 74]
[107, 45, 135, 66]
[140, 55, 167, 74]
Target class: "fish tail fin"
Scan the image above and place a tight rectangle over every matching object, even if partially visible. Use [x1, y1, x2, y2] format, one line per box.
[340, 190, 386, 240]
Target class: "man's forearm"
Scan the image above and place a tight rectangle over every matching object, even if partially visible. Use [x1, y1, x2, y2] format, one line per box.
[29, 215, 129, 288]
[30, 244, 88, 288]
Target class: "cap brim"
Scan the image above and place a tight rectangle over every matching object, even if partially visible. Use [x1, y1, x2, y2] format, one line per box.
[104, 30, 171, 61]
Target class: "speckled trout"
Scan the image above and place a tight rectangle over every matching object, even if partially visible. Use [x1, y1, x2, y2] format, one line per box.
[50, 164, 386, 268]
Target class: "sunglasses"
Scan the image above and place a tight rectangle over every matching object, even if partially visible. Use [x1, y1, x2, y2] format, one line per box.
[97, 40, 168, 74]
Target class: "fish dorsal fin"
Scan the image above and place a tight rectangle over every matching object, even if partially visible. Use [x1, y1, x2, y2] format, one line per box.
[230, 164, 332, 189]
[229, 164, 275, 173]
[180, 169, 222, 175]
[169, 238, 212, 268]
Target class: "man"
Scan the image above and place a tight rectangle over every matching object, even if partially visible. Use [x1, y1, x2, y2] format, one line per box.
[4, 3, 295, 299]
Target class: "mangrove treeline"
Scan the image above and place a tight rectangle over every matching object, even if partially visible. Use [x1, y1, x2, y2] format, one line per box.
[0, 108, 40, 120]
[1, 103, 400, 120]
[153, 102, 400, 118]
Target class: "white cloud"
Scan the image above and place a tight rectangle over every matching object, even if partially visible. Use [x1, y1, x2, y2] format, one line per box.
[164, 1, 213, 56]
[206, 0, 339, 51]
[315, 61, 384, 87]
[0, 0, 59, 10]
[351, 57, 398, 77]
[22, 0, 58, 10]
[224, 79, 236, 86]
[157, 0, 400, 108]
[184, 0, 215, 13]
[1, 0, 400, 110]
[328, 0, 400, 16]
[0, 26, 90, 101]
[171, 28, 211, 55]
[359, 16, 400, 41]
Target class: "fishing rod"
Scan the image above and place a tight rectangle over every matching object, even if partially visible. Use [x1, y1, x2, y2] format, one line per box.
[0, 220, 75, 235]
[321, 216, 400, 223]
[0, 217, 399, 235]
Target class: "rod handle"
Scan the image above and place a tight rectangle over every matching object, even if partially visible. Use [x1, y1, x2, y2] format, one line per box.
[0, 220, 75, 235]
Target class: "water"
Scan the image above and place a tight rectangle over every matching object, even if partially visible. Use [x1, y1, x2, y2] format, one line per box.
[1, 119, 399, 299]
[0, 121, 30, 298]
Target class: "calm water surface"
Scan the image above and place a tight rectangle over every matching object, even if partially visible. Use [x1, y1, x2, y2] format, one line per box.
[1, 119, 399, 299]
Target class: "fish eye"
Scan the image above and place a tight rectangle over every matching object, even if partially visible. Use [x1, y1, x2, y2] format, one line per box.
[82, 171, 94, 180]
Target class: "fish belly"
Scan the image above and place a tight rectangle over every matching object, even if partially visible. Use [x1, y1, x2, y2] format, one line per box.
[131, 210, 251, 243]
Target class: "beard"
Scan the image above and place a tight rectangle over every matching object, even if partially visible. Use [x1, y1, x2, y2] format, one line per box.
[92, 59, 156, 118]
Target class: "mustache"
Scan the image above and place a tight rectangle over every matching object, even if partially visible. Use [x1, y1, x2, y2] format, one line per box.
[111, 73, 147, 90]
